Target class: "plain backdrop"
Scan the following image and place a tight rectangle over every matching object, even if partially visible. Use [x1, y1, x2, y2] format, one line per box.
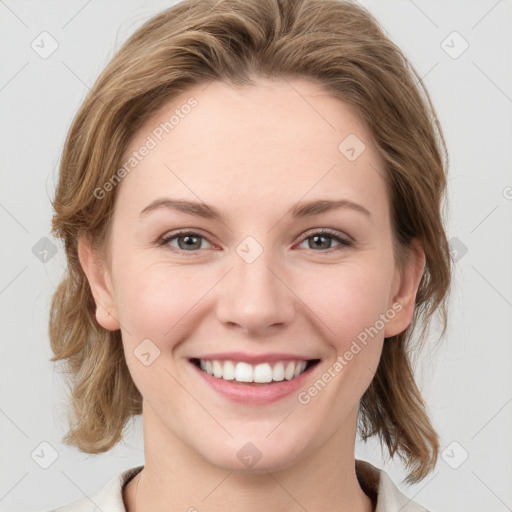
[1, 1, 511, 511]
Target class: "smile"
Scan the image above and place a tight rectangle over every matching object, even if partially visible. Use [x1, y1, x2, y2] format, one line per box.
[189, 353, 321, 404]
[194, 359, 310, 383]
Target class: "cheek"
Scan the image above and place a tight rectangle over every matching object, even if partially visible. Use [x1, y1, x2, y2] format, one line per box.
[296, 259, 394, 402]
[114, 263, 203, 343]
[302, 261, 394, 345]
[112, 263, 206, 402]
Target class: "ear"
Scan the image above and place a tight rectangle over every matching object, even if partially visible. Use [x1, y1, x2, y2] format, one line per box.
[384, 238, 425, 338]
[77, 235, 120, 331]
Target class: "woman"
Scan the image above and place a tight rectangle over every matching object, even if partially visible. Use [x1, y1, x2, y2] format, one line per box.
[48, 0, 451, 510]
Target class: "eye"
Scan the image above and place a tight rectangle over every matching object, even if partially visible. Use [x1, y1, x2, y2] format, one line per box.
[158, 231, 213, 252]
[296, 230, 353, 252]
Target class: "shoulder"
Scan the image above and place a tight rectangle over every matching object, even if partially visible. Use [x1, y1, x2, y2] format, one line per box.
[45, 465, 144, 512]
[356, 459, 431, 512]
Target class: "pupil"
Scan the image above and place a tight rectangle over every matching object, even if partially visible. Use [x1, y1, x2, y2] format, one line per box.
[312, 235, 330, 249]
[181, 235, 200, 250]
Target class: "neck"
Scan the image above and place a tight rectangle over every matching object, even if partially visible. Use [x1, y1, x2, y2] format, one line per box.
[124, 404, 374, 512]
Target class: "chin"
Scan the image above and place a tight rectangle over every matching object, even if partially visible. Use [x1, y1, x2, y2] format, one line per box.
[196, 433, 308, 474]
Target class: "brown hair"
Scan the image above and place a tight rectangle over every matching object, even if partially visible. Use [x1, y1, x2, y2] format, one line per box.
[49, 0, 451, 484]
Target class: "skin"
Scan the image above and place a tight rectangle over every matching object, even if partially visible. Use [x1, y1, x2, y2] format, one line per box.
[79, 77, 424, 512]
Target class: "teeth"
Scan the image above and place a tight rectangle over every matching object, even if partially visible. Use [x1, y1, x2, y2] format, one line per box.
[212, 360, 223, 378]
[223, 360, 235, 380]
[197, 359, 310, 383]
[273, 362, 284, 381]
[284, 362, 295, 380]
[254, 363, 272, 383]
[235, 362, 253, 382]
[294, 361, 306, 377]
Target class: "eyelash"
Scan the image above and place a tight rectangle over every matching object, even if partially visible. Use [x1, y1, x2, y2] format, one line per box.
[157, 229, 353, 254]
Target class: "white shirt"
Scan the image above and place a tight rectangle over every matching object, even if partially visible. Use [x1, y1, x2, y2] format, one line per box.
[47, 460, 429, 511]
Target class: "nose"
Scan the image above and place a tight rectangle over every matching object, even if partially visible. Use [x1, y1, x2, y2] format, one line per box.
[215, 245, 296, 335]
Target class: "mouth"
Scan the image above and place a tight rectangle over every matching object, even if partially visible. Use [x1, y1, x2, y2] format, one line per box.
[190, 358, 321, 386]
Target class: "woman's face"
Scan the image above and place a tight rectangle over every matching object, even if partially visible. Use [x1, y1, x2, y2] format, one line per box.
[81, 77, 422, 472]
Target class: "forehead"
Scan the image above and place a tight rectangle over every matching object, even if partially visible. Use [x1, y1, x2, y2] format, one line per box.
[116, 77, 387, 217]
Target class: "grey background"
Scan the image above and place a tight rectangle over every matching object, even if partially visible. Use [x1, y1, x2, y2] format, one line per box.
[1, 0, 511, 511]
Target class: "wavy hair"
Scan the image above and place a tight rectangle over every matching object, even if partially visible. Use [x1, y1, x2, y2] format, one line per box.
[49, 0, 451, 484]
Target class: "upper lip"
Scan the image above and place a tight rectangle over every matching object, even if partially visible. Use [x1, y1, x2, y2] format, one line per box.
[191, 352, 319, 365]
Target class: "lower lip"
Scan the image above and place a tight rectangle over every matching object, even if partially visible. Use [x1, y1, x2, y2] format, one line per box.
[190, 361, 318, 405]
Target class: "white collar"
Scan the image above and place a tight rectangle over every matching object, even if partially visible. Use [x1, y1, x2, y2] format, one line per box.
[51, 460, 428, 511]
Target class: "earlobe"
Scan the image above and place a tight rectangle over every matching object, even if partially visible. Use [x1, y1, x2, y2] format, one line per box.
[384, 239, 425, 338]
[77, 235, 120, 331]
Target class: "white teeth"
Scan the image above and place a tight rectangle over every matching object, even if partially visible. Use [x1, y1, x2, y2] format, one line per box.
[284, 362, 295, 380]
[272, 362, 285, 381]
[235, 362, 253, 382]
[197, 359, 311, 383]
[294, 361, 306, 377]
[254, 363, 273, 383]
[223, 360, 235, 380]
[212, 360, 223, 378]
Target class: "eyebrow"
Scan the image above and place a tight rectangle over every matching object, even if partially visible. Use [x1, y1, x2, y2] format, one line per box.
[139, 197, 372, 221]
